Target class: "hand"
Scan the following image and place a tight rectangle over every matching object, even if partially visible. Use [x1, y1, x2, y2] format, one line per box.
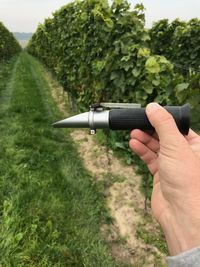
[129, 103, 200, 256]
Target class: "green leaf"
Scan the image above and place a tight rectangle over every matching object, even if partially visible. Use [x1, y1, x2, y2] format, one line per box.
[159, 57, 170, 64]
[121, 55, 131, 62]
[144, 84, 154, 94]
[152, 79, 160, 86]
[104, 18, 114, 28]
[112, 0, 123, 6]
[175, 83, 189, 92]
[188, 89, 200, 107]
[132, 68, 141, 77]
[110, 71, 118, 81]
[92, 60, 106, 74]
[115, 142, 125, 149]
[175, 83, 189, 102]
[80, 12, 88, 22]
[145, 57, 160, 74]
[137, 47, 150, 58]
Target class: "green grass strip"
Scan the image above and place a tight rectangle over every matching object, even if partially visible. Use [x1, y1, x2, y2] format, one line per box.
[0, 52, 120, 267]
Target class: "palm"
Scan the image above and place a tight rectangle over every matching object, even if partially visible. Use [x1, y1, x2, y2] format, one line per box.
[129, 129, 200, 222]
[153, 130, 200, 221]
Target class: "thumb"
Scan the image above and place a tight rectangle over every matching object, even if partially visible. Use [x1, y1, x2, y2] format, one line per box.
[146, 103, 184, 146]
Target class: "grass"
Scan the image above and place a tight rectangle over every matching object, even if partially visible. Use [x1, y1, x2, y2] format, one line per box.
[136, 224, 168, 255]
[0, 52, 123, 266]
[0, 57, 17, 95]
[136, 225, 167, 267]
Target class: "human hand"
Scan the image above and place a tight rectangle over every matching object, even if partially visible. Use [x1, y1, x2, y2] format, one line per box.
[129, 103, 200, 256]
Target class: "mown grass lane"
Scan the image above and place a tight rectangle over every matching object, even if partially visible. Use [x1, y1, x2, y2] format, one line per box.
[0, 52, 123, 267]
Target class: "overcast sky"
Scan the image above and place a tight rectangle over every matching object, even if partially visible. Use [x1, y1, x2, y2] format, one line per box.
[0, 0, 200, 32]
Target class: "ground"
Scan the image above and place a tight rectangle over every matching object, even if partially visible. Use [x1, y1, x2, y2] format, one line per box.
[47, 70, 167, 266]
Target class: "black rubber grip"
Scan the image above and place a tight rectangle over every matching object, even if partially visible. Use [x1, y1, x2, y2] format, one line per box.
[109, 104, 190, 135]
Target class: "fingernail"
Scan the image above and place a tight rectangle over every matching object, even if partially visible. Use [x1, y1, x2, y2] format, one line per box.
[146, 103, 162, 113]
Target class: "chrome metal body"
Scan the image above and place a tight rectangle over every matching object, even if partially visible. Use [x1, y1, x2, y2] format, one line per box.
[53, 102, 140, 134]
[52, 110, 109, 134]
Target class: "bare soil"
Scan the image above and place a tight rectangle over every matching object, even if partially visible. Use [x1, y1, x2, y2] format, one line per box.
[46, 72, 167, 267]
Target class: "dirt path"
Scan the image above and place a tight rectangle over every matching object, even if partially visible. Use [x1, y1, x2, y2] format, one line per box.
[46, 72, 167, 267]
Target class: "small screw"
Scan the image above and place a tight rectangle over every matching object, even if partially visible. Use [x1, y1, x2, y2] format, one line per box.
[90, 129, 96, 135]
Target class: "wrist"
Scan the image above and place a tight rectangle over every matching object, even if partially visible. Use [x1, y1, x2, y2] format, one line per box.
[160, 209, 200, 256]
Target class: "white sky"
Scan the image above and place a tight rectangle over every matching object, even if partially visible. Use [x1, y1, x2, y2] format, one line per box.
[0, 0, 200, 32]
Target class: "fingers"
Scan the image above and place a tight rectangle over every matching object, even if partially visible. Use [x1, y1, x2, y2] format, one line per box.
[129, 139, 158, 175]
[142, 130, 159, 141]
[146, 103, 185, 147]
[130, 129, 160, 153]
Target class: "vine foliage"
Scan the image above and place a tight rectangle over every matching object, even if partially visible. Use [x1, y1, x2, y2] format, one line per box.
[28, 0, 187, 110]
[149, 18, 200, 70]
[0, 22, 21, 61]
[149, 18, 200, 129]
